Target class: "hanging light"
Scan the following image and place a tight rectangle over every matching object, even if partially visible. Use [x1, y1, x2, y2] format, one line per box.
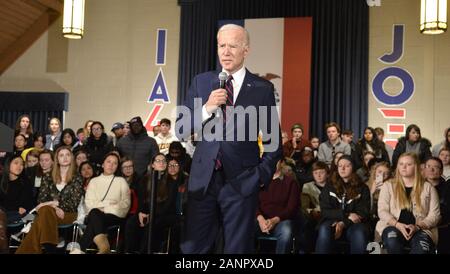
[63, 0, 85, 39]
[420, 0, 447, 34]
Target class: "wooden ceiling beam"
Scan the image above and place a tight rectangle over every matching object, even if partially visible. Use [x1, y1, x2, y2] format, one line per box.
[36, 0, 63, 13]
[2, 0, 41, 22]
[0, 10, 60, 75]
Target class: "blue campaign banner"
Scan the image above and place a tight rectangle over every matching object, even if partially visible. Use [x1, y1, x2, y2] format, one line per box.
[379, 25, 404, 64]
[148, 68, 170, 103]
[156, 29, 167, 65]
[372, 66, 414, 106]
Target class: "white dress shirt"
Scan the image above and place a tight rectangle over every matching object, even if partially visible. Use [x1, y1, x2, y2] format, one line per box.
[202, 66, 247, 121]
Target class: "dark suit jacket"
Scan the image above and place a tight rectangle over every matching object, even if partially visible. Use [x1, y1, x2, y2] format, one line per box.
[177, 69, 283, 198]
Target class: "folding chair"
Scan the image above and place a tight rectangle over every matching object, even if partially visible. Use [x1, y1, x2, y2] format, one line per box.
[7, 221, 25, 250]
[108, 225, 121, 253]
[57, 223, 76, 252]
[256, 235, 278, 253]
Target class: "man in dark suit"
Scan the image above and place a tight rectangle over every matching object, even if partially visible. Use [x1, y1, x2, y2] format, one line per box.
[176, 24, 283, 253]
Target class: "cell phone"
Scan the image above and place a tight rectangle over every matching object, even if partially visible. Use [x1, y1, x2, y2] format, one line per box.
[376, 173, 383, 183]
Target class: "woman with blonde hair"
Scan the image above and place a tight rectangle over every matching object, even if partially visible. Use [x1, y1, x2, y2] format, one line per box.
[16, 146, 83, 253]
[45, 117, 62, 151]
[82, 120, 94, 145]
[376, 152, 440, 254]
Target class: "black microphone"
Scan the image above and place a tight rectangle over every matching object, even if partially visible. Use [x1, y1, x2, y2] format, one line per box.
[218, 72, 228, 113]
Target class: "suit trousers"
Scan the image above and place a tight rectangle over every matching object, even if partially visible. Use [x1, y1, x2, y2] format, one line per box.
[181, 169, 258, 254]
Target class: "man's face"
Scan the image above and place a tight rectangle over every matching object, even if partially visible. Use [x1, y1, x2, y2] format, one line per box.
[160, 123, 170, 135]
[425, 159, 442, 181]
[342, 134, 353, 144]
[313, 169, 328, 184]
[292, 128, 303, 140]
[327, 127, 339, 142]
[131, 122, 143, 135]
[217, 28, 249, 74]
[113, 128, 124, 138]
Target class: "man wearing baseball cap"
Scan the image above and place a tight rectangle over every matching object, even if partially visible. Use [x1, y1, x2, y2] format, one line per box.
[111, 122, 124, 147]
[117, 116, 159, 176]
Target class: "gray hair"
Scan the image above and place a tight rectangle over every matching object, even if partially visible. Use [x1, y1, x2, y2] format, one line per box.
[217, 24, 250, 47]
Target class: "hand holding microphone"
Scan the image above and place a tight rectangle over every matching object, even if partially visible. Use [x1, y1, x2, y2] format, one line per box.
[205, 72, 228, 114]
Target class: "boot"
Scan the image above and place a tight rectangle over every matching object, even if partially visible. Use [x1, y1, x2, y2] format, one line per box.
[69, 247, 85, 254]
[93, 234, 110, 254]
[0, 210, 8, 254]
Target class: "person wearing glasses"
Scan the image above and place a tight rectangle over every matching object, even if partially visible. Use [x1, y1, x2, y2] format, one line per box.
[423, 157, 450, 253]
[168, 141, 192, 175]
[166, 156, 189, 253]
[124, 153, 178, 253]
[120, 157, 141, 218]
[85, 121, 114, 172]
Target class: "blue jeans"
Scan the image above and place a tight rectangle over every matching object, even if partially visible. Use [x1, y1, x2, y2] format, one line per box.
[382, 226, 435, 254]
[315, 220, 369, 254]
[257, 219, 294, 254]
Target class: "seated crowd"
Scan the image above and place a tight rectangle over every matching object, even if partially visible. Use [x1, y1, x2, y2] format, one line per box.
[0, 115, 449, 254]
